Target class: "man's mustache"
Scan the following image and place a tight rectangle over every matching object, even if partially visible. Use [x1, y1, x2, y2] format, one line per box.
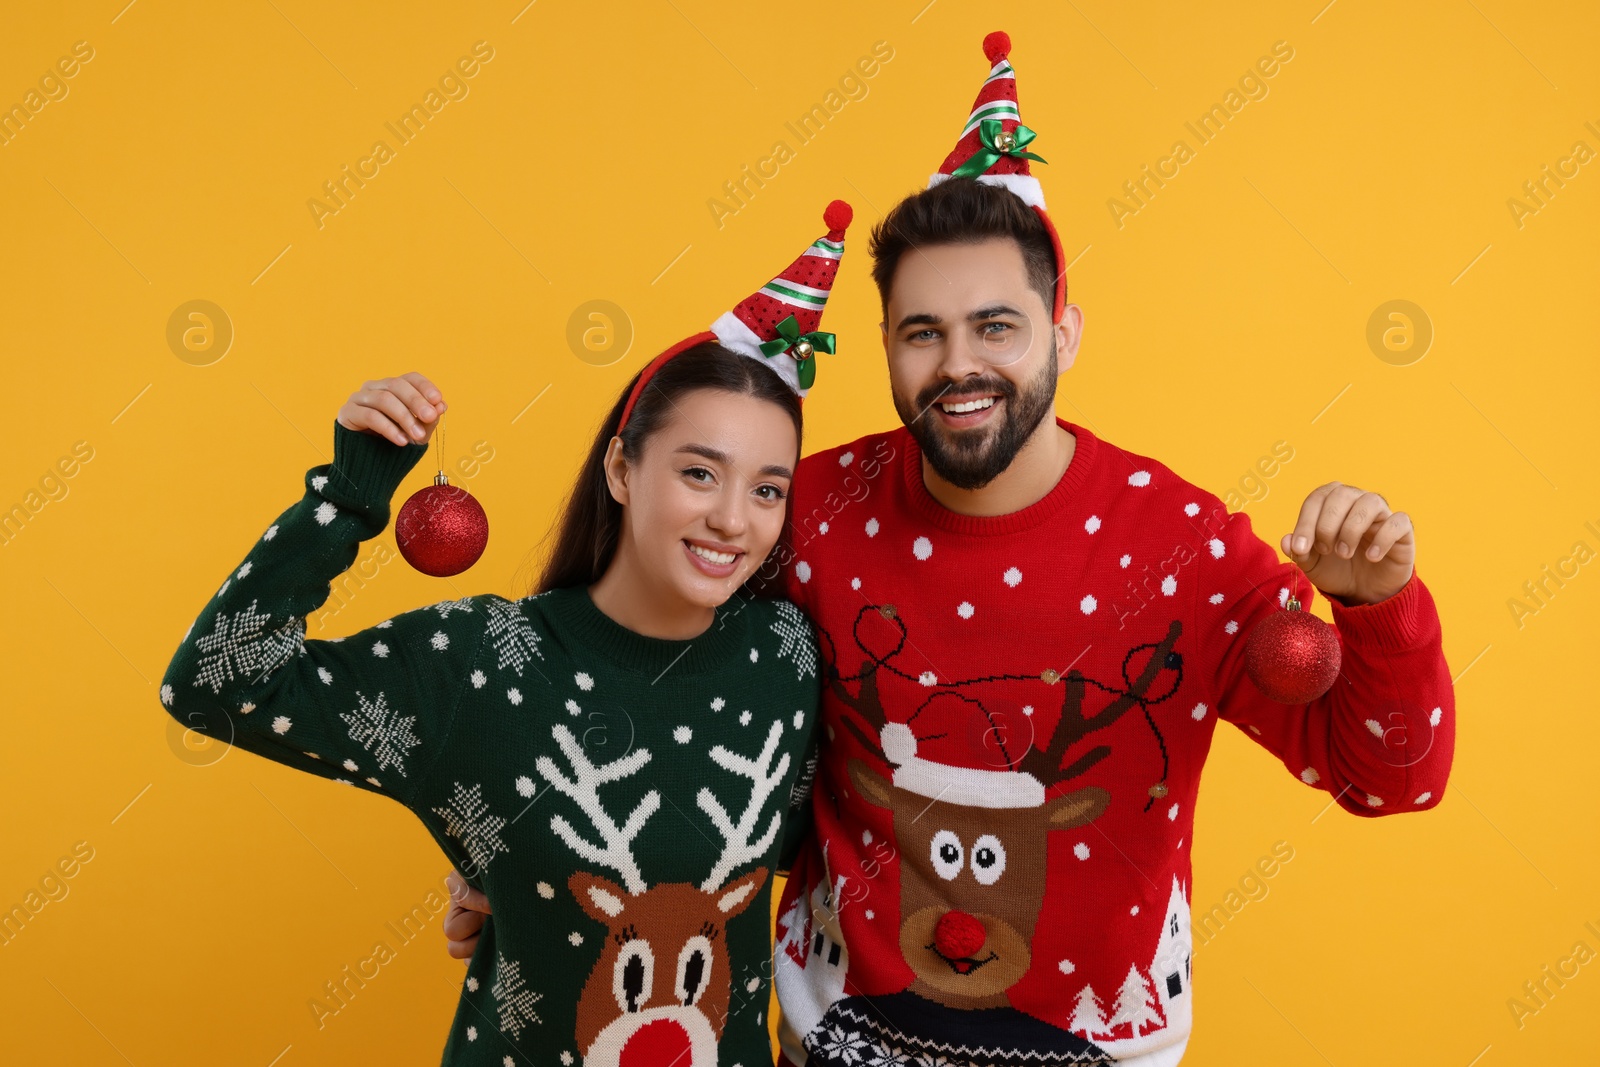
[916, 376, 1017, 413]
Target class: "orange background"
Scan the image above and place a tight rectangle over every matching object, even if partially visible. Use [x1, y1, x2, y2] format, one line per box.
[3, 1, 1597, 1063]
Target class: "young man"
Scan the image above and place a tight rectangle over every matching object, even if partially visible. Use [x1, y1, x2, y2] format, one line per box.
[447, 32, 1454, 1066]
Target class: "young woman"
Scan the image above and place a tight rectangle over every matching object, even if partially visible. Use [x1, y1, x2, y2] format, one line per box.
[165, 202, 851, 1067]
[159, 200, 853, 1067]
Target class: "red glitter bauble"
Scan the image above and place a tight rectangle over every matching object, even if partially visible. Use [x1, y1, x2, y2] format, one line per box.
[395, 475, 488, 577]
[1243, 593, 1342, 703]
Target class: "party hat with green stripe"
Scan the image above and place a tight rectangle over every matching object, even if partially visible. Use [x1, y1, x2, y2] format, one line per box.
[711, 199, 852, 394]
[928, 31, 1069, 323]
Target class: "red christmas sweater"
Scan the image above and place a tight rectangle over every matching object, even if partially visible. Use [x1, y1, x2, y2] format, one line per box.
[770, 416, 1455, 1067]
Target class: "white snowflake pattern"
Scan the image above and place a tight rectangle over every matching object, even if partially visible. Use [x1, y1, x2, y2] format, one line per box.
[769, 601, 817, 681]
[486, 599, 543, 676]
[491, 952, 542, 1037]
[340, 692, 421, 776]
[432, 782, 510, 870]
[434, 598, 476, 619]
[191, 600, 303, 693]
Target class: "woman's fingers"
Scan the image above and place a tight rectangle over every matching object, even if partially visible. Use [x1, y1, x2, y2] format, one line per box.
[385, 374, 447, 431]
[336, 374, 448, 446]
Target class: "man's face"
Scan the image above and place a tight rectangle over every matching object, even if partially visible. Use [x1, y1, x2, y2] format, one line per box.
[882, 237, 1077, 490]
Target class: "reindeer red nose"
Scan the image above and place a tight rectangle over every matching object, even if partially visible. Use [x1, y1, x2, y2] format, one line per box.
[934, 909, 987, 960]
[620, 1019, 692, 1067]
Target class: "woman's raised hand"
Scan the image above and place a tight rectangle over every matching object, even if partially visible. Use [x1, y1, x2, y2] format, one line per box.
[337, 373, 448, 448]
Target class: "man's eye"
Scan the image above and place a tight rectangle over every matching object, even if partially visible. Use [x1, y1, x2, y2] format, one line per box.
[981, 321, 1012, 335]
[909, 329, 939, 343]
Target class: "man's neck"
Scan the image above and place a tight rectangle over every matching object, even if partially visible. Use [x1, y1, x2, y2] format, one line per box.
[921, 416, 1076, 518]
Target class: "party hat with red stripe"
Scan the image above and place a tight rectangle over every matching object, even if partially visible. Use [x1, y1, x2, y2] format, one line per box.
[618, 200, 852, 430]
[928, 31, 1068, 323]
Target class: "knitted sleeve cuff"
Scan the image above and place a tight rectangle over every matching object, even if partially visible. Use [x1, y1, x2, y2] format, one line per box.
[325, 419, 429, 520]
[1326, 565, 1435, 652]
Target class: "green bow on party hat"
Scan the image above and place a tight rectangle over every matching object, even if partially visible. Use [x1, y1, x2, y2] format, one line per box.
[951, 119, 1048, 179]
[758, 314, 836, 389]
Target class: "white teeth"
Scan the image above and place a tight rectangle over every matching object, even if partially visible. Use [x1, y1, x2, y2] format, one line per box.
[688, 543, 737, 565]
[941, 397, 996, 414]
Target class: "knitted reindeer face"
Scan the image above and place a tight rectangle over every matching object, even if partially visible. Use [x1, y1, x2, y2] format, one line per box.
[568, 869, 767, 1063]
[533, 719, 791, 1067]
[829, 605, 1184, 1011]
[850, 760, 1108, 1007]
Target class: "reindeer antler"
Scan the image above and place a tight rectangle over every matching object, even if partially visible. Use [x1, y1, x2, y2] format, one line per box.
[1019, 619, 1184, 784]
[698, 720, 791, 891]
[535, 724, 659, 894]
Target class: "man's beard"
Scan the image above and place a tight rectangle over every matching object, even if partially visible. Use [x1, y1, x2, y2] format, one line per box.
[893, 341, 1058, 491]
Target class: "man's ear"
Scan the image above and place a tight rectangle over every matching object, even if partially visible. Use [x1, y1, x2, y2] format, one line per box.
[1055, 303, 1084, 373]
[879, 319, 889, 355]
[601, 435, 630, 507]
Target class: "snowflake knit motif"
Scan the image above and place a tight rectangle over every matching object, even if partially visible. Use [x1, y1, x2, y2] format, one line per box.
[485, 598, 544, 676]
[191, 600, 305, 693]
[432, 782, 510, 871]
[339, 691, 422, 776]
[491, 951, 543, 1038]
[770, 600, 818, 681]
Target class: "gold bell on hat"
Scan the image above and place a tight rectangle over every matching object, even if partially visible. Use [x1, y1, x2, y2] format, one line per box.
[994, 128, 1017, 152]
[791, 339, 814, 360]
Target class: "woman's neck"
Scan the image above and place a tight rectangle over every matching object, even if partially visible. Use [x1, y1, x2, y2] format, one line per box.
[588, 540, 715, 641]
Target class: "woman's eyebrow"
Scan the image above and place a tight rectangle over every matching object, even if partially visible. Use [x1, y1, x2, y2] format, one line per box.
[676, 443, 792, 480]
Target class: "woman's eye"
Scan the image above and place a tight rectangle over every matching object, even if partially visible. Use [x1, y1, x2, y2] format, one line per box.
[755, 484, 786, 501]
[682, 467, 713, 482]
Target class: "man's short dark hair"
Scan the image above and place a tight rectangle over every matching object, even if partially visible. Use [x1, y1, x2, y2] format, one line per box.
[868, 178, 1062, 319]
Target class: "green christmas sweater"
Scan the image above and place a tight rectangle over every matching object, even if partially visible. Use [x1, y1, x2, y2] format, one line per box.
[160, 421, 822, 1067]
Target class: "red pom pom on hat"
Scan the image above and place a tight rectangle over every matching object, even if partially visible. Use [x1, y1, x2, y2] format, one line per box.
[824, 199, 853, 233]
[983, 30, 1010, 63]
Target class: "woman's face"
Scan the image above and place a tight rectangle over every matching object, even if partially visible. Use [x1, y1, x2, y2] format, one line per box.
[609, 389, 798, 611]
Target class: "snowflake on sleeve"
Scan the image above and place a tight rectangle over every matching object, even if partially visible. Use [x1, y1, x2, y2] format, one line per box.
[485, 598, 544, 676]
[192, 600, 304, 693]
[769, 601, 817, 681]
[434, 597, 476, 619]
[432, 782, 510, 870]
[339, 691, 422, 776]
[491, 952, 542, 1038]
